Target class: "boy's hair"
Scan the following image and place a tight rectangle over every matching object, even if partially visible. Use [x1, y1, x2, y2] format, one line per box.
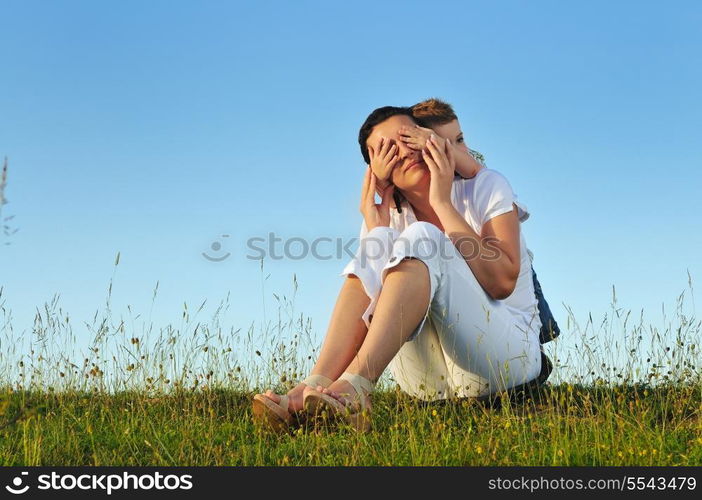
[358, 105, 414, 164]
[411, 98, 457, 128]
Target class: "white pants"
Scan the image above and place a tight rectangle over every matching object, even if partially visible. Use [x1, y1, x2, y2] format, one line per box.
[373, 222, 542, 401]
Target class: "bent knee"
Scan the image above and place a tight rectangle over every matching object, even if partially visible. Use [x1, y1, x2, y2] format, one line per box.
[401, 221, 444, 240]
[392, 222, 447, 262]
[381, 255, 430, 286]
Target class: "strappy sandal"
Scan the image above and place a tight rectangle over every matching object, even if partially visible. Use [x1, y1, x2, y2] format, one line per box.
[252, 374, 332, 431]
[302, 372, 375, 432]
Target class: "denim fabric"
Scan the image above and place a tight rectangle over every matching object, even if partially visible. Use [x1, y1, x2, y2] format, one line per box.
[532, 267, 560, 343]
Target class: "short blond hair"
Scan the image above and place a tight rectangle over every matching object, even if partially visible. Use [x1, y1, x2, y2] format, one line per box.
[411, 98, 457, 127]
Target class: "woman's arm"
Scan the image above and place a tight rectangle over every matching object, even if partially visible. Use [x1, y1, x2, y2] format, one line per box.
[435, 203, 520, 300]
[359, 166, 395, 231]
[423, 136, 520, 300]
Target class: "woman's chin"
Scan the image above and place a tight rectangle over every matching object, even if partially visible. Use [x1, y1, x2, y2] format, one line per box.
[395, 167, 430, 189]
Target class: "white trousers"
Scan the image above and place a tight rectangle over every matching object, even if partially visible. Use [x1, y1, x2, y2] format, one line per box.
[367, 221, 542, 401]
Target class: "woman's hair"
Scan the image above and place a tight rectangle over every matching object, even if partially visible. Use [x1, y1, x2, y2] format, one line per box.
[411, 98, 457, 127]
[357, 105, 415, 213]
[358, 105, 414, 164]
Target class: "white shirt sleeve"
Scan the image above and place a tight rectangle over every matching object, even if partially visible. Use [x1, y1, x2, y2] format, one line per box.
[340, 221, 400, 328]
[514, 200, 530, 222]
[473, 170, 521, 226]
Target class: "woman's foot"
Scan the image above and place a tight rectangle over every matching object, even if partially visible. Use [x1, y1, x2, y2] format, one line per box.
[257, 382, 307, 414]
[302, 372, 375, 432]
[316, 378, 372, 413]
[252, 374, 333, 431]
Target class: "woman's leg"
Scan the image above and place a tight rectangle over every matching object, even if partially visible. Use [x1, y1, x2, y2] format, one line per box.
[320, 221, 541, 407]
[344, 258, 430, 381]
[261, 275, 371, 411]
[319, 257, 431, 408]
[388, 224, 542, 400]
[309, 275, 372, 379]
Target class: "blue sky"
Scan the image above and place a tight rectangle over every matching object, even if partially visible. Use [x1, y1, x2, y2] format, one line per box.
[1, 0, 701, 373]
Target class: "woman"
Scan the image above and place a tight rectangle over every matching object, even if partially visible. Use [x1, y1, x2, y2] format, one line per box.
[252, 106, 542, 432]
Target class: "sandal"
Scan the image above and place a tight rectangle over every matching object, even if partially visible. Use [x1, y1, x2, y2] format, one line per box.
[303, 372, 375, 432]
[252, 374, 332, 431]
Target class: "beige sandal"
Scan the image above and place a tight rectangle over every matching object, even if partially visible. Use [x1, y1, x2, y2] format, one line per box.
[252, 374, 332, 431]
[303, 372, 375, 432]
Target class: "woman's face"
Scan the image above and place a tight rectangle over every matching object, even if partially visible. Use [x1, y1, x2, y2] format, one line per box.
[366, 114, 431, 192]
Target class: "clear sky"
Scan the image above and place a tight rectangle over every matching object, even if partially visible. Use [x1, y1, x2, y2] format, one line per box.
[1, 0, 700, 380]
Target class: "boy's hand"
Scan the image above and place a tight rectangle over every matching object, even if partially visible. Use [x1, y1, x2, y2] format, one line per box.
[368, 136, 399, 191]
[399, 124, 441, 151]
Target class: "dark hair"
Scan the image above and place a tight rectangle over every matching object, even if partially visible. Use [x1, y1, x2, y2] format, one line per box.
[357, 106, 415, 213]
[358, 106, 414, 164]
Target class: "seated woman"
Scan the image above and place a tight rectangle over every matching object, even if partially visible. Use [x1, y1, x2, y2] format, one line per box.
[252, 106, 542, 432]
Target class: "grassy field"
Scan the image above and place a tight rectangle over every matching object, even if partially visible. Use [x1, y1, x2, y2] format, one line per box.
[0, 260, 700, 466]
[0, 382, 700, 466]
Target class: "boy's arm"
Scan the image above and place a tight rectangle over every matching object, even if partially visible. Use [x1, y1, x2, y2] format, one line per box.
[454, 151, 483, 179]
[399, 124, 483, 179]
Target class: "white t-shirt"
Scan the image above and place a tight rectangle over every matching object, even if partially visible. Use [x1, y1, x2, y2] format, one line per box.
[341, 168, 541, 338]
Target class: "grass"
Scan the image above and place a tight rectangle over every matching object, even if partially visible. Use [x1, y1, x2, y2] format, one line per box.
[0, 383, 700, 466]
[0, 256, 700, 466]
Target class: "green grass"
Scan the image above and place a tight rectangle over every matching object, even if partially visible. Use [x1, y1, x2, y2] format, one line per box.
[1, 382, 700, 466]
[0, 257, 700, 465]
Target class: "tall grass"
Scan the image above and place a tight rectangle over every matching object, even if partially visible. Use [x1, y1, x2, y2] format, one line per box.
[0, 255, 700, 465]
[1, 157, 19, 247]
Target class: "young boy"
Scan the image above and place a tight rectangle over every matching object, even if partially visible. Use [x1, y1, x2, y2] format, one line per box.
[404, 98, 561, 351]
[401, 98, 486, 179]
